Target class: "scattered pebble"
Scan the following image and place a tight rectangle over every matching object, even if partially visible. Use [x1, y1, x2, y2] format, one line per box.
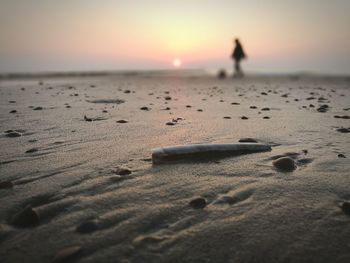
[11, 205, 40, 228]
[115, 167, 132, 175]
[250, 106, 257, 109]
[5, 131, 21, 138]
[52, 245, 82, 263]
[76, 220, 98, 233]
[189, 197, 207, 209]
[116, 120, 128, 123]
[338, 154, 346, 158]
[273, 157, 296, 172]
[334, 115, 350, 119]
[261, 107, 270, 111]
[197, 109, 203, 112]
[241, 116, 248, 120]
[223, 116, 231, 119]
[336, 127, 350, 133]
[0, 181, 14, 189]
[9, 110, 17, 113]
[166, 122, 176, 126]
[263, 116, 270, 119]
[84, 115, 92, 122]
[164, 96, 172, 100]
[33, 106, 43, 111]
[25, 148, 38, 153]
[317, 104, 329, 113]
[140, 106, 150, 111]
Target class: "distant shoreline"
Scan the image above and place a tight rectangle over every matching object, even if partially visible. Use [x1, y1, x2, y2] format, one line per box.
[0, 69, 349, 80]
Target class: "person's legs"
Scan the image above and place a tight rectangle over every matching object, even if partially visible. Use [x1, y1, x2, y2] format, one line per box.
[234, 60, 239, 76]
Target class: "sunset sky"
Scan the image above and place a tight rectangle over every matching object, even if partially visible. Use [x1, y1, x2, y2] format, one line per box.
[0, 0, 349, 74]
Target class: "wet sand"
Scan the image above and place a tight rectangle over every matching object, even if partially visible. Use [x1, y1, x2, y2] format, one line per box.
[0, 72, 349, 262]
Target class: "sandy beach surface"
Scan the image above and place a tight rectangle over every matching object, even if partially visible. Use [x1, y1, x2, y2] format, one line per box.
[0, 72, 349, 262]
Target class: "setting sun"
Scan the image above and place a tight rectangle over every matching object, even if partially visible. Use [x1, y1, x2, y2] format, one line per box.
[173, 58, 182, 68]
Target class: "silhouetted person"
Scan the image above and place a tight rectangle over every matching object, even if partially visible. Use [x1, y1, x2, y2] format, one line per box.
[231, 38, 246, 77]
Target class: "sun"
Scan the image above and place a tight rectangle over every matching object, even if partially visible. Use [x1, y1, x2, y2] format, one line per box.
[173, 58, 182, 68]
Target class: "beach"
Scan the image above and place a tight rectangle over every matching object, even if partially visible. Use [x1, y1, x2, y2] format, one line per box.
[0, 72, 349, 262]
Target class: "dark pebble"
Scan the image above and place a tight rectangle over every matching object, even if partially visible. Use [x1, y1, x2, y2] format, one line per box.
[0, 181, 14, 189]
[11, 205, 40, 228]
[26, 148, 38, 153]
[250, 106, 257, 109]
[197, 109, 203, 112]
[336, 128, 350, 133]
[241, 116, 248, 120]
[76, 220, 98, 233]
[261, 107, 270, 111]
[33, 107, 43, 110]
[338, 154, 346, 158]
[9, 110, 17, 113]
[166, 122, 176, 126]
[334, 115, 350, 119]
[341, 202, 350, 215]
[231, 102, 240, 105]
[5, 131, 21, 138]
[116, 120, 128, 123]
[263, 116, 270, 119]
[164, 96, 172, 100]
[186, 105, 192, 108]
[189, 197, 207, 209]
[84, 115, 93, 122]
[273, 157, 296, 172]
[124, 90, 131, 93]
[140, 106, 150, 111]
[223, 116, 231, 119]
[261, 92, 268, 95]
[115, 168, 132, 175]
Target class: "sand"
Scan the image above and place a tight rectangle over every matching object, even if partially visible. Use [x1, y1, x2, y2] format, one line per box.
[0, 72, 349, 262]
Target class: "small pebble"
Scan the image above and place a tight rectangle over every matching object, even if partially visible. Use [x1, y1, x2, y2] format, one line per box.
[336, 128, 350, 133]
[25, 148, 38, 153]
[0, 181, 14, 189]
[5, 131, 21, 138]
[341, 201, 350, 215]
[338, 154, 346, 158]
[189, 197, 207, 209]
[273, 157, 296, 172]
[116, 120, 128, 123]
[241, 116, 248, 120]
[140, 106, 150, 111]
[115, 168, 132, 175]
[9, 110, 17, 113]
[11, 205, 40, 227]
[263, 116, 270, 119]
[166, 122, 176, 126]
[261, 107, 270, 111]
[33, 106, 43, 110]
[223, 116, 231, 119]
[76, 220, 98, 233]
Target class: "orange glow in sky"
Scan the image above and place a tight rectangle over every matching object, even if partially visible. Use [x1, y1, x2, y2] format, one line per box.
[0, 0, 349, 74]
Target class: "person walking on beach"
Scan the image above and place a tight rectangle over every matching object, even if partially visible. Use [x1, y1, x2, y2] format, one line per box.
[231, 38, 246, 77]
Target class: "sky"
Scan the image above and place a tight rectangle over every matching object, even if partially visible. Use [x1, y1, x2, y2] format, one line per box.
[0, 0, 349, 74]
